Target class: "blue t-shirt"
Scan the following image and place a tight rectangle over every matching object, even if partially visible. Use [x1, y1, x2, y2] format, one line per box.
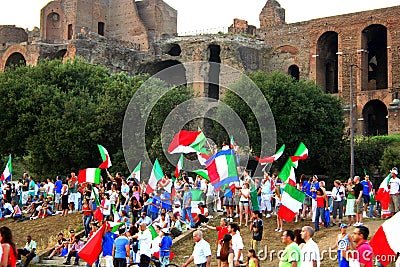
[224, 188, 233, 198]
[160, 236, 173, 257]
[149, 195, 161, 213]
[161, 191, 172, 209]
[102, 232, 117, 256]
[55, 180, 63, 194]
[310, 182, 320, 199]
[360, 180, 371, 195]
[114, 236, 130, 258]
[302, 181, 311, 197]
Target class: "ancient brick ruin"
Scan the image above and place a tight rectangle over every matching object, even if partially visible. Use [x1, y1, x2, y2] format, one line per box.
[0, 0, 399, 136]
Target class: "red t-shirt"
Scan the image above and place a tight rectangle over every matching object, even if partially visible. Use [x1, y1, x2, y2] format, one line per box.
[215, 226, 229, 242]
[356, 240, 373, 267]
[316, 195, 325, 208]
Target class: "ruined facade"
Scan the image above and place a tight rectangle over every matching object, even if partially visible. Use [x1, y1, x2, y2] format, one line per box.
[0, 0, 399, 136]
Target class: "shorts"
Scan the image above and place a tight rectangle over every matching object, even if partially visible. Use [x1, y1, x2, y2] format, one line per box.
[303, 196, 312, 206]
[354, 199, 364, 214]
[362, 195, 370, 205]
[224, 196, 234, 206]
[68, 193, 75, 203]
[240, 201, 249, 207]
[55, 193, 61, 203]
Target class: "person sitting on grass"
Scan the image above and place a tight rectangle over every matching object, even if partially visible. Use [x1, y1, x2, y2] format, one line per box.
[45, 233, 67, 260]
[193, 202, 209, 228]
[10, 201, 22, 220]
[1, 200, 13, 218]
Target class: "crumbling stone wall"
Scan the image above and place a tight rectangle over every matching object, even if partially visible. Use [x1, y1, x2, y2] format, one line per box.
[0, 26, 28, 49]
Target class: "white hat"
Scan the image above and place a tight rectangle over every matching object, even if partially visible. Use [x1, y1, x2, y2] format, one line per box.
[161, 228, 170, 234]
[391, 169, 398, 175]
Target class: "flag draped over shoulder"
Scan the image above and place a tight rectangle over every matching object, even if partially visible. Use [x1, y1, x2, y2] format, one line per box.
[78, 222, 106, 265]
[290, 142, 308, 167]
[174, 154, 184, 179]
[370, 212, 400, 266]
[254, 145, 285, 165]
[168, 130, 206, 154]
[206, 149, 239, 188]
[375, 173, 391, 212]
[97, 144, 112, 169]
[78, 168, 101, 184]
[278, 184, 305, 222]
[0, 155, 12, 181]
[145, 159, 164, 194]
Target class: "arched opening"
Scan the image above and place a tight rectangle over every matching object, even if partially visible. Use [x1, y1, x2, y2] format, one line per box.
[361, 24, 388, 90]
[46, 12, 62, 41]
[362, 100, 388, 136]
[98, 22, 105, 36]
[208, 44, 221, 100]
[68, 24, 73, 40]
[167, 44, 181, 56]
[5, 52, 26, 68]
[288, 65, 299, 81]
[138, 60, 186, 85]
[316, 31, 338, 94]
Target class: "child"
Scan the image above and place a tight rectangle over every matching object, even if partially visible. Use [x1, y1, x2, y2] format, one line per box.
[314, 188, 328, 231]
[274, 186, 283, 232]
[159, 229, 173, 267]
[241, 249, 259, 267]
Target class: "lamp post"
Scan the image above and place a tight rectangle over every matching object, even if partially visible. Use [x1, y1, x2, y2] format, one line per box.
[349, 64, 358, 179]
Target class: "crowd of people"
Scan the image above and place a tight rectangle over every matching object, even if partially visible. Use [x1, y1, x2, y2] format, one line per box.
[0, 153, 398, 267]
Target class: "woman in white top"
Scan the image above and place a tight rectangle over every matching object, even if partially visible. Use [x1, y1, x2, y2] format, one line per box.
[239, 183, 250, 227]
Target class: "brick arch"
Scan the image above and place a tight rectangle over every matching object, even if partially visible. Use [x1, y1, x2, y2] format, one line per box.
[0, 45, 30, 71]
[40, 1, 67, 42]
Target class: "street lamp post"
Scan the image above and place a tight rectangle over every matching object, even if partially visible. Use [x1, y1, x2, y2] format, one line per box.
[349, 64, 357, 179]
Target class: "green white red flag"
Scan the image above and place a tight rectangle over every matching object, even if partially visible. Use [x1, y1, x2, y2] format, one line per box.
[278, 159, 296, 186]
[192, 169, 209, 181]
[78, 222, 106, 265]
[290, 142, 308, 167]
[78, 168, 101, 184]
[230, 136, 235, 149]
[148, 225, 159, 240]
[128, 161, 141, 182]
[197, 152, 211, 166]
[145, 159, 164, 194]
[174, 154, 184, 179]
[97, 144, 112, 169]
[254, 144, 285, 165]
[278, 184, 305, 222]
[168, 130, 206, 154]
[0, 155, 12, 181]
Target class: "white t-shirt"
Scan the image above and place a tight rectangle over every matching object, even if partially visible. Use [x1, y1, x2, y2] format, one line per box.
[231, 232, 244, 262]
[137, 229, 152, 257]
[192, 238, 211, 265]
[102, 199, 111, 216]
[47, 182, 55, 195]
[389, 177, 400, 195]
[301, 238, 320, 267]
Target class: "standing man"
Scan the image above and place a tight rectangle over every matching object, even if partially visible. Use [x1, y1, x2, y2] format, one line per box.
[347, 225, 374, 267]
[250, 210, 263, 255]
[360, 175, 373, 218]
[182, 230, 211, 267]
[388, 168, 400, 217]
[279, 230, 301, 267]
[133, 223, 152, 267]
[310, 175, 320, 223]
[228, 223, 244, 266]
[300, 226, 320, 267]
[159, 229, 173, 267]
[54, 176, 63, 211]
[181, 184, 195, 228]
[353, 176, 364, 226]
[17, 236, 36, 267]
[113, 228, 131, 267]
[260, 172, 273, 218]
[202, 218, 229, 267]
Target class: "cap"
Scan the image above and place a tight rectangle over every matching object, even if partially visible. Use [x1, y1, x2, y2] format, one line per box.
[391, 169, 398, 175]
[197, 202, 204, 206]
[161, 228, 170, 234]
[313, 175, 319, 180]
[339, 223, 348, 228]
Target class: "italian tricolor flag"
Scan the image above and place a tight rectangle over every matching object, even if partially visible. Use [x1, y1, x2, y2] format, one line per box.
[375, 173, 391, 212]
[174, 154, 184, 179]
[145, 159, 164, 194]
[290, 142, 308, 167]
[230, 136, 235, 149]
[370, 211, 400, 266]
[192, 169, 209, 181]
[197, 152, 211, 166]
[128, 161, 141, 182]
[78, 168, 101, 184]
[278, 158, 296, 186]
[78, 222, 106, 265]
[278, 184, 305, 222]
[0, 155, 12, 181]
[254, 144, 285, 165]
[168, 130, 207, 154]
[97, 144, 112, 169]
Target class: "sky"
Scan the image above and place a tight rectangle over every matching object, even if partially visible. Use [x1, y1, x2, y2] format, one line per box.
[0, 0, 399, 35]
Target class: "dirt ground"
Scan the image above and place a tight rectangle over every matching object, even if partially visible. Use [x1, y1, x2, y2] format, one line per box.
[0, 213, 391, 266]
